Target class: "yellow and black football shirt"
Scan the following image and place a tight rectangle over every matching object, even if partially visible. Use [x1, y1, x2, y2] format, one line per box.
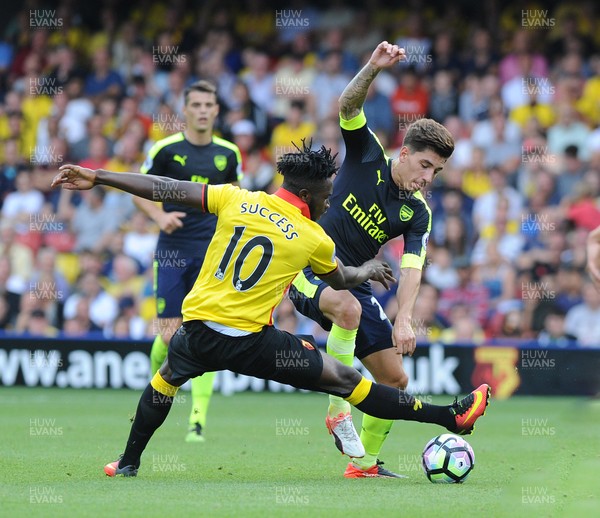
[141, 132, 242, 256]
[318, 109, 432, 270]
[182, 185, 338, 332]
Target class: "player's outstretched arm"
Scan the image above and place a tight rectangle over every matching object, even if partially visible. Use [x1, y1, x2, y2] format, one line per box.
[393, 267, 422, 357]
[321, 258, 396, 291]
[339, 41, 405, 120]
[587, 225, 600, 289]
[51, 165, 206, 210]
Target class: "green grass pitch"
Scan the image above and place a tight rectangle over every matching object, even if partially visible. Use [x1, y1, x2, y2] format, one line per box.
[1, 387, 598, 517]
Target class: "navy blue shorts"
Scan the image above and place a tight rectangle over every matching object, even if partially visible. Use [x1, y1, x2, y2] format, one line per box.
[168, 321, 324, 389]
[289, 267, 393, 359]
[153, 254, 204, 319]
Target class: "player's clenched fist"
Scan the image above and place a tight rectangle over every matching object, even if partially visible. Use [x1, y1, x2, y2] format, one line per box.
[369, 41, 406, 69]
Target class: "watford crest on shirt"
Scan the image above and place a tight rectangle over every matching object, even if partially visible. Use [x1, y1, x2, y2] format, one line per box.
[214, 155, 227, 171]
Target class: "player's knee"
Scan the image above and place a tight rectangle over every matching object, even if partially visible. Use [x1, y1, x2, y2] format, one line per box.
[376, 372, 409, 390]
[336, 363, 362, 393]
[330, 294, 361, 329]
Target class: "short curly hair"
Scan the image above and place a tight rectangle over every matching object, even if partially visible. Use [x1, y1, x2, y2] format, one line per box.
[278, 139, 338, 191]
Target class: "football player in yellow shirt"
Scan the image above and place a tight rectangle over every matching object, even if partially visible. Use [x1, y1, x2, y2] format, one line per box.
[52, 143, 490, 478]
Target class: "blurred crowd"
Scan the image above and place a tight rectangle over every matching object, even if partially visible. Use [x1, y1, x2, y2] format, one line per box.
[1, 0, 600, 347]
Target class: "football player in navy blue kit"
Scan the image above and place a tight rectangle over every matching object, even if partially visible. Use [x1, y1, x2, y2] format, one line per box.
[134, 80, 242, 442]
[290, 41, 456, 477]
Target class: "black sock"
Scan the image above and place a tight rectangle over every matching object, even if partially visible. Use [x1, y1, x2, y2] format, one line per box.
[119, 383, 174, 468]
[354, 383, 455, 429]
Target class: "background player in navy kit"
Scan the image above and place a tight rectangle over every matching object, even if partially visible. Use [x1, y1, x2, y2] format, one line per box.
[290, 41, 455, 477]
[133, 80, 242, 442]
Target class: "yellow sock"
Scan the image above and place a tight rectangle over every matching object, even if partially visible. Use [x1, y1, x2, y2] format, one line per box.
[354, 415, 394, 470]
[150, 371, 179, 397]
[326, 325, 357, 417]
[189, 372, 216, 427]
[150, 334, 168, 375]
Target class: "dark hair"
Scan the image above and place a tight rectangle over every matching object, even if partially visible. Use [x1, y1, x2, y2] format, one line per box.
[278, 139, 338, 192]
[564, 144, 579, 158]
[184, 80, 218, 105]
[403, 118, 455, 159]
[290, 99, 305, 111]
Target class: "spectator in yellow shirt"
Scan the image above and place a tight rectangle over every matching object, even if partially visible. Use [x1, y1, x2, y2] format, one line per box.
[270, 99, 316, 161]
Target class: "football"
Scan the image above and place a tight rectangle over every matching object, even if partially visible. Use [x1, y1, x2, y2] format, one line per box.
[421, 434, 475, 483]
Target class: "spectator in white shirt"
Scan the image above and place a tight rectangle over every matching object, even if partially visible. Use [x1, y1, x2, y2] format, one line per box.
[565, 283, 600, 346]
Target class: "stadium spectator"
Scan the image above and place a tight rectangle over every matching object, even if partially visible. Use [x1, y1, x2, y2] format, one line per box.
[0, 295, 11, 330]
[312, 50, 351, 122]
[0, 255, 21, 329]
[79, 136, 110, 171]
[107, 296, 147, 340]
[438, 257, 490, 326]
[437, 214, 470, 258]
[128, 75, 160, 118]
[390, 66, 428, 144]
[70, 114, 114, 163]
[461, 27, 499, 76]
[576, 54, 600, 125]
[238, 144, 274, 192]
[429, 31, 462, 79]
[498, 29, 548, 85]
[45, 46, 83, 90]
[270, 99, 315, 159]
[313, 117, 345, 167]
[424, 246, 459, 291]
[103, 253, 145, 300]
[459, 147, 492, 198]
[59, 186, 119, 252]
[241, 48, 275, 114]
[29, 247, 70, 306]
[537, 309, 574, 347]
[230, 119, 258, 168]
[440, 116, 473, 171]
[472, 166, 523, 233]
[565, 283, 600, 346]
[0, 139, 25, 207]
[223, 80, 269, 146]
[439, 304, 485, 344]
[17, 308, 59, 337]
[362, 78, 395, 143]
[1, 170, 44, 233]
[547, 12, 595, 62]
[84, 47, 126, 99]
[429, 70, 458, 123]
[63, 272, 118, 331]
[556, 144, 587, 200]
[472, 197, 525, 264]
[565, 183, 600, 233]
[344, 10, 384, 62]
[317, 27, 359, 75]
[472, 240, 517, 307]
[9, 28, 48, 80]
[395, 12, 432, 75]
[404, 282, 446, 342]
[123, 212, 158, 269]
[501, 53, 554, 112]
[62, 297, 102, 336]
[161, 70, 186, 118]
[548, 103, 592, 161]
